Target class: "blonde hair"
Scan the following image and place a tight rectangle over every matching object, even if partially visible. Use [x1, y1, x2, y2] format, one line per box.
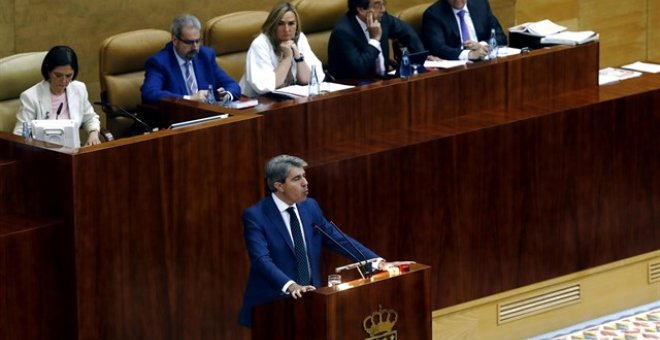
[261, 2, 301, 54]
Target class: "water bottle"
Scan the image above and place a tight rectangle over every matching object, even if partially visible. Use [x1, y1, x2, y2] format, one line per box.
[308, 65, 320, 97]
[21, 121, 31, 139]
[206, 84, 217, 105]
[399, 47, 411, 78]
[488, 28, 498, 60]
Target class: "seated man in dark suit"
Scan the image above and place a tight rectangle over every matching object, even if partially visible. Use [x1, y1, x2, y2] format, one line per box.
[238, 154, 385, 327]
[328, 0, 426, 80]
[141, 14, 241, 104]
[422, 0, 507, 60]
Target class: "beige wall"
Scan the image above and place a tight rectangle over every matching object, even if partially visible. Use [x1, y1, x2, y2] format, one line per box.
[1, 0, 658, 103]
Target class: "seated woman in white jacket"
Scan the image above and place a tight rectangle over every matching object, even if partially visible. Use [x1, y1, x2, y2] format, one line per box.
[239, 2, 325, 98]
[13, 45, 101, 145]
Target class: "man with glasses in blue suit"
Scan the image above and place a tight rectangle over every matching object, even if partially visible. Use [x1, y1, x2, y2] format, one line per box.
[141, 13, 240, 104]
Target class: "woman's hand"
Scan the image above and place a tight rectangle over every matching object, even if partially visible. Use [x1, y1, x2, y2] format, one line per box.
[85, 130, 101, 146]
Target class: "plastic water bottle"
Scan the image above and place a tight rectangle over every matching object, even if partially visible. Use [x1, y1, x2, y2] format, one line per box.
[488, 28, 499, 60]
[21, 121, 31, 139]
[206, 84, 217, 105]
[308, 65, 320, 97]
[399, 47, 411, 78]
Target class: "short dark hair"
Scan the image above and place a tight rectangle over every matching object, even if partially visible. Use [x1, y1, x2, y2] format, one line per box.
[41, 45, 78, 81]
[348, 0, 371, 14]
[265, 155, 308, 192]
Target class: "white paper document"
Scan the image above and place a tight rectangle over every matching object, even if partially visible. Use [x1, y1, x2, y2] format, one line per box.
[509, 19, 567, 37]
[621, 61, 660, 74]
[598, 67, 642, 86]
[273, 82, 355, 97]
[496, 46, 522, 57]
[424, 59, 468, 69]
[540, 31, 599, 46]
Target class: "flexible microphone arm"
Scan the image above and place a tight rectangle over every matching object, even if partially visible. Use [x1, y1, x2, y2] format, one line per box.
[93, 101, 153, 133]
[313, 223, 370, 279]
[329, 221, 372, 272]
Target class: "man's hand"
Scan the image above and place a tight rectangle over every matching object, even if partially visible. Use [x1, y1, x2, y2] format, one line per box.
[366, 11, 382, 41]
[287, 283, 316, 299]
[187, 89, 209, 102]
[464, 41, 489, 60]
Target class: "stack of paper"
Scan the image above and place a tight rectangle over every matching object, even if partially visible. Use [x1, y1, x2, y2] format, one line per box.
[509, 19, 566, 37]
[424, 59, 468, 69]
[540, 31, 599, 46]
[621, 61, 660, 74]
[273, 82, 355, 98]
[598, 67, 642, 85]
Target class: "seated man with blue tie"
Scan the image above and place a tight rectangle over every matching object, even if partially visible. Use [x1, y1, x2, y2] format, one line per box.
[141, 14, 241, 104]
[327, 0, 426, 80]
[422, 0, 507, 60]
[238, 154, 385, 328]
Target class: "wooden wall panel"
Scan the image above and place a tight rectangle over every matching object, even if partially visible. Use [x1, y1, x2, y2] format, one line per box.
[580, 0, 647, 67]
[516, 0, 578, 28]
[649, 0, 660, 62]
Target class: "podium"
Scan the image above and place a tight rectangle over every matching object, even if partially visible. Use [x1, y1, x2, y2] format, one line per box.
[252, 263, 431, 340]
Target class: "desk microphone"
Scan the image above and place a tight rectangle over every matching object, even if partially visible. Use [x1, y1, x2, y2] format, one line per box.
[93, 101, 153, 133]
[56, 102, 63, 120]
[329, 221, 375, 277]
[313, 222, 372, 279]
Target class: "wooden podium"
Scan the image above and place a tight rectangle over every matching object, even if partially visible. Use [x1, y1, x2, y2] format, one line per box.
[252, 263, 431, 340]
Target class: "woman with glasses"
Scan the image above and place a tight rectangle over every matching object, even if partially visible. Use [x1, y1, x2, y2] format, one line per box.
[13, 45, 101, 146]
[239, 2, 324, 98]
[141, 13, 241, 104]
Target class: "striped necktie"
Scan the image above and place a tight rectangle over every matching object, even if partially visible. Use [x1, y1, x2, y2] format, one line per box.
[184, 61, 197, 95]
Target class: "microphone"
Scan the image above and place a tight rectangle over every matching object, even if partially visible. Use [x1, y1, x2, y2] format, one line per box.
[93, 101, 153, 133]
[328, 221, 377, 278]
[313, 222, 374, 279]
[56, 102, 63, 120]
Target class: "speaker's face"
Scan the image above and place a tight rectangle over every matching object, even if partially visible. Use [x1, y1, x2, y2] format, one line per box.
[48, 65, 74, 95]
[274, 166, 309, 205]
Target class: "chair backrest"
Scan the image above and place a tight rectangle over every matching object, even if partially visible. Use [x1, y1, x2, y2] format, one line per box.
[0, 51, 47, 133]
[204, 11, 269, 81]
[293, 0, 345, 68]
[99, 28, 171, 111]
[397, 2, 433, 35]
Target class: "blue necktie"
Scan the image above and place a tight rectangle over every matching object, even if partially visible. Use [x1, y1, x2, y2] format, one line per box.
[457, 10, 472, 42]
[287, 207, 310, 285]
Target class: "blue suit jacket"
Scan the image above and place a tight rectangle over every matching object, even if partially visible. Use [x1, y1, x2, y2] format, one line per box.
[141, 42, 241, 104]
[422, 0, 507, 60]
[328, 12, 424, 80]
[238, 196, 379, 327]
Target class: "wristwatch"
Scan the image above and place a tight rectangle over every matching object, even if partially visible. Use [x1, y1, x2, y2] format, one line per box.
[294, 54, 304, 63]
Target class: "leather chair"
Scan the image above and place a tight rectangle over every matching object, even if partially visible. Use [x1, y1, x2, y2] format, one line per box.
[292, 0, 345, 69]
[204, 11, 269, 81]
[0, 52, 47, 133]
[397, 2, 433, 35]
[99, 28, 170, 137]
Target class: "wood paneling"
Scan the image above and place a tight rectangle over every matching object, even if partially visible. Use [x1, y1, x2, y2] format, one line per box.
[70, 114, 262, 339]
[0, 215, 76, 340]
[649, 0, 660, 62]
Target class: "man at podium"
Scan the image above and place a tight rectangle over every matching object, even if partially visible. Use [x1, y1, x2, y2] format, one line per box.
[238, 154, 384, 327]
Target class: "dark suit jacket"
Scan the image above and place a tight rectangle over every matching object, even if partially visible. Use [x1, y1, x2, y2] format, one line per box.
[141, 42, 241, 104]
[422, 0, 507, 60]
[238, 195, 379, 327]
[328, 12, 425, 80]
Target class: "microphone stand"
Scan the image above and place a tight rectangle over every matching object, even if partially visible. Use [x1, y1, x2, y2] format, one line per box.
[93, 101, 153, 133]
[313, 224, 366, 279]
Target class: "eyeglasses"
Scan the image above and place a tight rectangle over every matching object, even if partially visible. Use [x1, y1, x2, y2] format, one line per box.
[177, 36, 202, 46]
